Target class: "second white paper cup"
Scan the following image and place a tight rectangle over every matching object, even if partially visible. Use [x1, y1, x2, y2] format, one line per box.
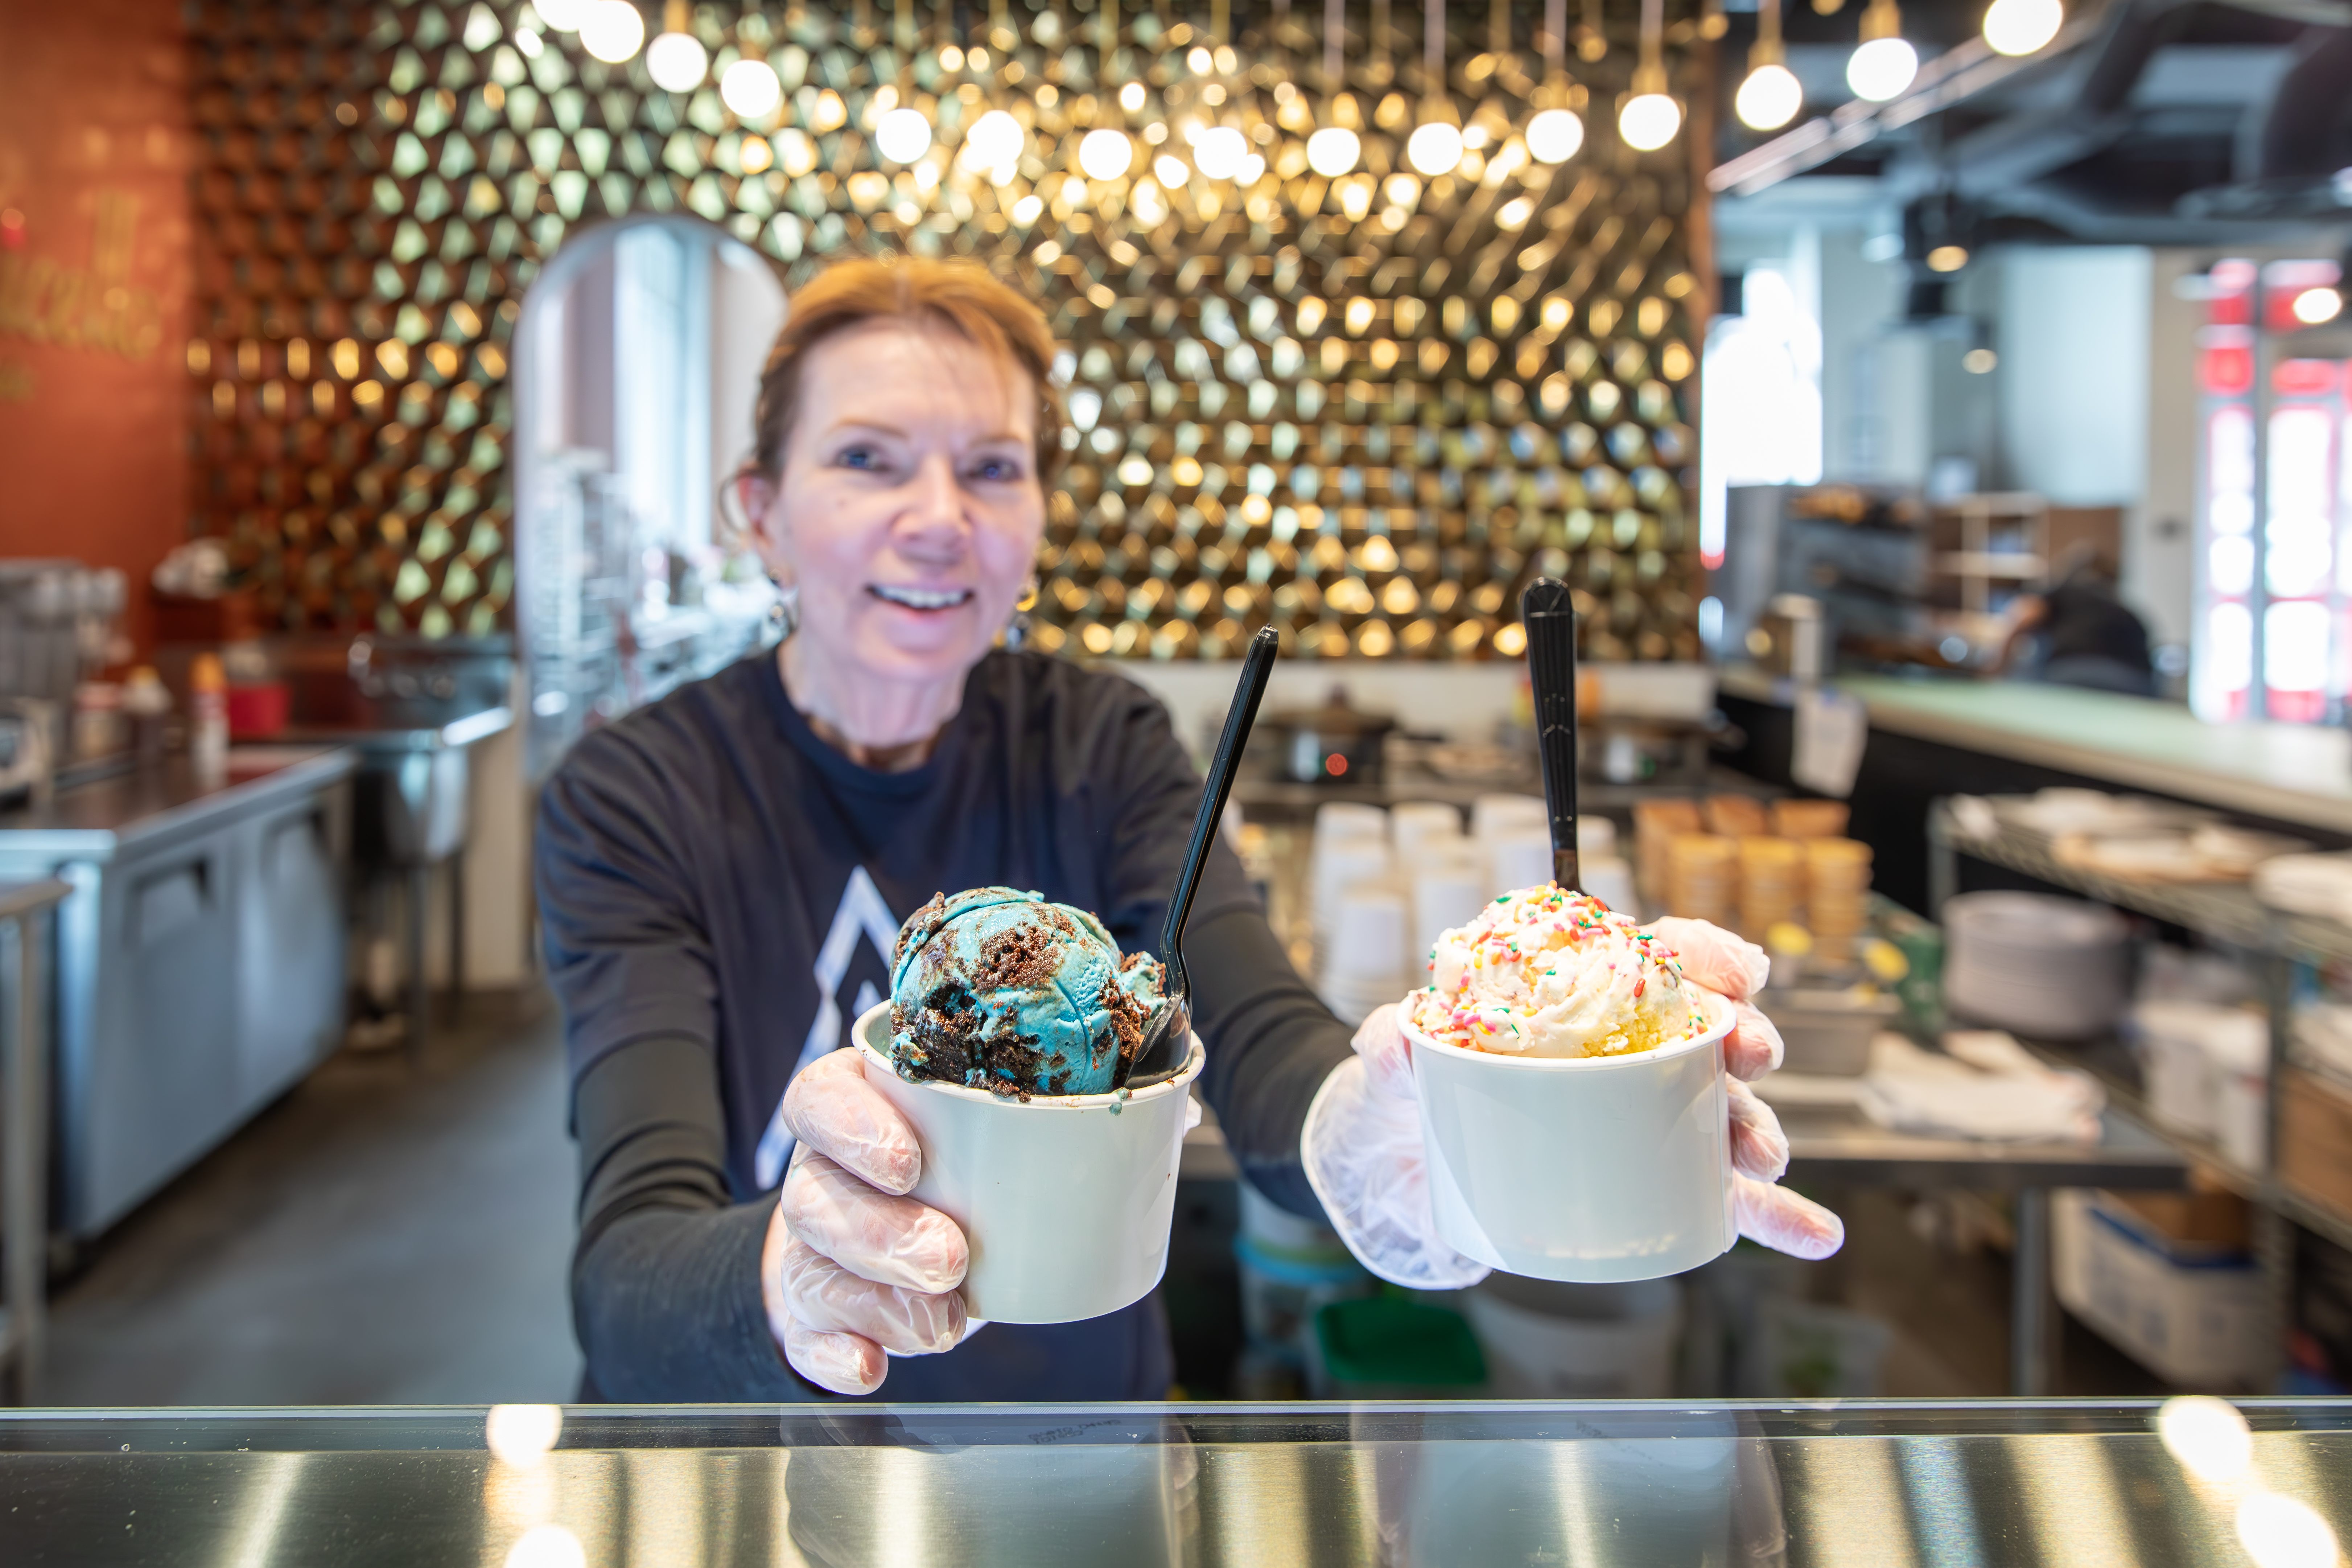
[853, 1003, 1204, 1325]
[1404, 992, 1736, 1283]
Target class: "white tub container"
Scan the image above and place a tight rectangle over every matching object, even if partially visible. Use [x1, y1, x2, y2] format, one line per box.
[853, 1004, 1204, 1324]
[1402, 992, 1736, 1283]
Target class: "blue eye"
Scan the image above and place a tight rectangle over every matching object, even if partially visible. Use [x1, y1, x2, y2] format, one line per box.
[972, 457, 1023, 482]
[838, 445, 883, 471]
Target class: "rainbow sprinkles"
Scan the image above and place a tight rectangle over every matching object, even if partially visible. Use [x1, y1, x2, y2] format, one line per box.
[1405, 885, 1710, 1059]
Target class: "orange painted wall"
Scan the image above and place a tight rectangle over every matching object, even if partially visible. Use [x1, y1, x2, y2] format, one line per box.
[0, 0, 192, 653]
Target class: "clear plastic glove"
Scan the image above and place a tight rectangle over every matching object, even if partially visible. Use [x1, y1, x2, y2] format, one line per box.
[1302, 915, 1844, 1289]
[758, 1046, 971, 1395]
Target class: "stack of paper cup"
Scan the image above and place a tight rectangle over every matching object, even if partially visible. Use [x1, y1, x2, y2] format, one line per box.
[1410, 846, 1491, 980]
[1488, 830, 1556, 901]
[1472, 793, 1549, 842]
[1704, 794, 1770, 839]
[1311, 804, 1391, 950]
[1805, 838, 1873, 965]
[1323, 882, 1410, 1025]
[1391, 801, 1465, 860]
[1634, 799, 1702, 904]
[1736, 837, 1804, 939]
[1772, 799, 1850, 840]
[1665, 834, 1738, 926]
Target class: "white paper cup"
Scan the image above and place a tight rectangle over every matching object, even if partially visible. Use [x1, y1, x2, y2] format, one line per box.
[1403, 992, 1737, 1283]
[853, 1003, 1204, 1325]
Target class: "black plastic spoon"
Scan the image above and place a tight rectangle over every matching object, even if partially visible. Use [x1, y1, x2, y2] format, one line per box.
[1521, 578, 1582, 892]
[1117, 625, 1282, 1090]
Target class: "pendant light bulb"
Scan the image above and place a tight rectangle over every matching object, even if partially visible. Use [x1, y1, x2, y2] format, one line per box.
[578, 0, 646, 62]
[1525, 106, 1585, 162]
[534, 0, 588, 30]
[876, 106, 934, 163]
[1736, 60, 1802, 129]
[1618, 89, 1681, 150]
[1191, 123, 1249, 178]
[959, 108, 1026, 173]
[1306, 125, 1362, 176]
[1406, 116, 1465, 176]
[720, 57, 784, 119]
[1847, 0, 1917, 100]
[1736, 0, 1801, 131]
[645, 1, 709, 92]
[1982, 0, 2061, 55]
[1078, 126, 1136, 180]
[1618, 47, 1679, 152]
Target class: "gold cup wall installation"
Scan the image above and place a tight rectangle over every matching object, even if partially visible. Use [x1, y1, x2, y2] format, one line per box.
[183, 0, 1709, 657]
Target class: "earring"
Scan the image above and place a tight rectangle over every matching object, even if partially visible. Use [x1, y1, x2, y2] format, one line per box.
[770, 580, 801, 641]
[1003, 576, 1039, 651]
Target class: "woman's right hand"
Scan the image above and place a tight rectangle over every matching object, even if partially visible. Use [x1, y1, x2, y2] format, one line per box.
[759, 1046, 970, 1394]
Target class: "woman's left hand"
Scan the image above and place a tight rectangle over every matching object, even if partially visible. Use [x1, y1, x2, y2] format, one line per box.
[1302, 916, 1844, 1291]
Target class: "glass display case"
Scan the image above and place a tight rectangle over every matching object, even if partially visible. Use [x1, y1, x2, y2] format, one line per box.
[5, 1398, 2347, 1565]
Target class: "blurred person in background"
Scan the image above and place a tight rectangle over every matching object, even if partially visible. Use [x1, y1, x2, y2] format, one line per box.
[1993, 544, 2156, 697]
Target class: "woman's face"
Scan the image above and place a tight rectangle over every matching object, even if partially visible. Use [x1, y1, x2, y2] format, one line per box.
[744, 320, 1045, 687]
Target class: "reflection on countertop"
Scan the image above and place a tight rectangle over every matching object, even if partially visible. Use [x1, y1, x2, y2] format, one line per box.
[0, 1400, 2341, 1566]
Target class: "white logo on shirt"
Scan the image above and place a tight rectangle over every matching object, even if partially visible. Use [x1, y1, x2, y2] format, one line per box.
[754, 865, 901, 1189]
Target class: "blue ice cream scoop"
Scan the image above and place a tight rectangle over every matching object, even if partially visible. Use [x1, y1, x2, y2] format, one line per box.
[889, 887, 1167, 1098]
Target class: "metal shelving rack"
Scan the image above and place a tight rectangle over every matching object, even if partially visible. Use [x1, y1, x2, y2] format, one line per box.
[1929, 797, 2352, 1385]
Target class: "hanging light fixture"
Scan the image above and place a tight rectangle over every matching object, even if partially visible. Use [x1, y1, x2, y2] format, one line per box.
[1405, 0, 1463, 176]
[1079, 127, 1136, 179]
[1982, 0, 2062, 55]
[720, 56, 783, 119]
[1524, 0, 1585, 162]
[1574, 0, 1607, 61]
[1305, 0, 1363, 175]
[872, 0, 934, 168]
[1846, 0, 1918, 100]
[960, 108, 1026, 175]
[1735, 0, 1803, 129]
[1192, 123, 1250, 178]
[877, 107, 934, 161]
[645, 1, 709, 91]
[1617, 0, 1680, 151]
[578, 0, 647, 62]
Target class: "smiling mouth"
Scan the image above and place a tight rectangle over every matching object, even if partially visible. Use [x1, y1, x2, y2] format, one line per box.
[868, 584, 976, 612]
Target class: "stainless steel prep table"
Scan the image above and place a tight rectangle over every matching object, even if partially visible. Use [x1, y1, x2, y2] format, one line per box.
[0, 748, 355, 1240]
[0, 1398, 2344, 1564]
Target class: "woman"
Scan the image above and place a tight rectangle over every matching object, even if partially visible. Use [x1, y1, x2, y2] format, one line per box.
[537, 256, 1840, 1400]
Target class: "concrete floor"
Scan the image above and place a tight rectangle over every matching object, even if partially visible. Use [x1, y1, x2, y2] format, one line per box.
[41, 992, 581, 1407]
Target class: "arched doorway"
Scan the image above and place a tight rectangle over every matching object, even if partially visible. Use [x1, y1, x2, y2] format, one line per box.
[511, 213, 787, 781]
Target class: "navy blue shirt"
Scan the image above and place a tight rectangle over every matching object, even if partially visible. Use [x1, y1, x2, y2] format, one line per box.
[537, 648, 1351, 1401]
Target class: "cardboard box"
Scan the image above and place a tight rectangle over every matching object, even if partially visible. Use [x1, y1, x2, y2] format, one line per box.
[2280, 1067, 2352, 1222]
[2054, 1190, 2264, 1388]
[2112, 1188, 2252, 1249]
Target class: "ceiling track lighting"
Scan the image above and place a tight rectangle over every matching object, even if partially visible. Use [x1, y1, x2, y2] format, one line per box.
[1734, 0, 1803, 131]
[1617, 0, 1681, 150]
[1847, 0, 1919, 101]
[1526, 0, 1586, 161]
[1406, 0, 1464, 177]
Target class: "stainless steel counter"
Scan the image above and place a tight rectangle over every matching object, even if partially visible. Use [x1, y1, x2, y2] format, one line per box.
[0, 747, 352, 855]
[0, 748, 355, 1238]
[0, 1399, 2343, 1565]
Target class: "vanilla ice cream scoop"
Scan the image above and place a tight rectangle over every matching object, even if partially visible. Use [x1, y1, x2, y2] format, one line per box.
[1405, 885, 1708, 1058]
